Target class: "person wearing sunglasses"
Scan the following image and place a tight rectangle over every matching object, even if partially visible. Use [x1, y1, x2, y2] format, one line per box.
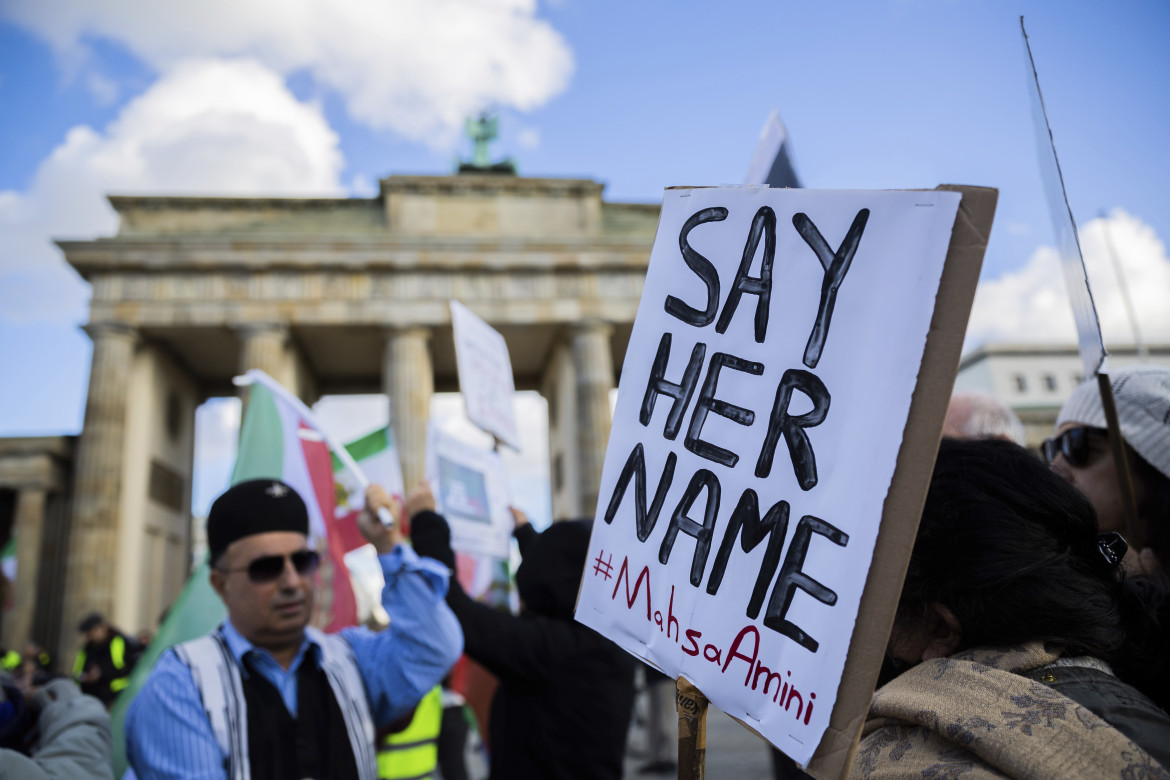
[1044, 365, 1170, 578]
[126, 479, 463, 780]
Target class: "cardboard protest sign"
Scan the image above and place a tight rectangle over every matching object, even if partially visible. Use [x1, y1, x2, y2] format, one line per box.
[425, 423, 514, 559]
[576, 185, 995, 772]
[451, 300, 521, 449]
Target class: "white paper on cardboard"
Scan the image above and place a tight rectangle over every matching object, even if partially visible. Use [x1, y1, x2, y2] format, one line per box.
[575, 187, 961, 766]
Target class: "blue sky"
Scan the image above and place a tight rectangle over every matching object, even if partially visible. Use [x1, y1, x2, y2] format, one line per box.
[2, 0, 1168, 516]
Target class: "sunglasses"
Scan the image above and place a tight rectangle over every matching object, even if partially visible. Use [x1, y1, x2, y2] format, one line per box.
[1040, 426, 1108, 468]
[217, 550, 320, 584]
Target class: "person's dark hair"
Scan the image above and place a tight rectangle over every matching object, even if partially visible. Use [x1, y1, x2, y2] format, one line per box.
[77, 613, 104, 634]
[515, 519, 592, 620]
[901, 438, 1168, 707]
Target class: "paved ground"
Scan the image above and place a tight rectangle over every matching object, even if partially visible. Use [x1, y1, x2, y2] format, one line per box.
[462, 679, 778, 779]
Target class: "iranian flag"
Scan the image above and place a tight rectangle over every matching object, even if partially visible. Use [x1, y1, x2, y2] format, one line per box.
[230, 372, 360, 631]
[111, 370, 365, 776]
[333, 426, 405, 551]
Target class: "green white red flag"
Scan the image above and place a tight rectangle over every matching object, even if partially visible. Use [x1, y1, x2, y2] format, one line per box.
[333, 425, 404, 552]
[231, 373, 359, 631]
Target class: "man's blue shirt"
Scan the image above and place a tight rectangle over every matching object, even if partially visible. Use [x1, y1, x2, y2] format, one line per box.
[125, 544, 463, 780]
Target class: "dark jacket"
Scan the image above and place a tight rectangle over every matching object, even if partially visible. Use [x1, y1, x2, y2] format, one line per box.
[75, 631, 140, 706]
[411, 512, 636, 780]
[1022, 661, 1170, 770]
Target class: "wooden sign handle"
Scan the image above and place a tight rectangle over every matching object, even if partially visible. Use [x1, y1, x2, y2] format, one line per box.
[676, 676, 708, 780]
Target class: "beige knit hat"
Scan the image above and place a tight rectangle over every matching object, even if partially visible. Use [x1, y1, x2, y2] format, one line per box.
[1056, 365, 1170, 480]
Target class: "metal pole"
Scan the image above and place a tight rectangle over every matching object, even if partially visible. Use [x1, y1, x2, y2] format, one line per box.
[676, 677, 708, 780]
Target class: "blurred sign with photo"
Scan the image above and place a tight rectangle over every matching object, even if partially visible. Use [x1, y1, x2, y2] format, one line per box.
[425, 423, 514, 558]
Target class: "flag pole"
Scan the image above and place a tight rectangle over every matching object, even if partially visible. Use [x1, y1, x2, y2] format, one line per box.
[233, 370, 394, 526]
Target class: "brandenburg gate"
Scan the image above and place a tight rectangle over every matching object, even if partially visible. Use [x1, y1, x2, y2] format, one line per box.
[18, 172, 659, 660]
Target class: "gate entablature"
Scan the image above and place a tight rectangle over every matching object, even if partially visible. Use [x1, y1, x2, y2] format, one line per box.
[51, 173, 660, 659]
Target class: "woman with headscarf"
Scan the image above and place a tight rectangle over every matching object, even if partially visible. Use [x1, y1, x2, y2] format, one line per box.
[855, 438, 1170, 779]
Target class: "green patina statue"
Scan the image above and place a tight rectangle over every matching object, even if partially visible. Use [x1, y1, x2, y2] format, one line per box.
[459, 112, 516, 175]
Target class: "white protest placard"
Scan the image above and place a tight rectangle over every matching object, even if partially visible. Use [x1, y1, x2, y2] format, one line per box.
[575, 187, 963, 767]
[425, 423, 514, 559]
[451, 300, 521, 449]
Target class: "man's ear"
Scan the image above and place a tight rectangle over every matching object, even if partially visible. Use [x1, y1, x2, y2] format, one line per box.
[921, 602, 962, 660]
[209, 566, 227, 600]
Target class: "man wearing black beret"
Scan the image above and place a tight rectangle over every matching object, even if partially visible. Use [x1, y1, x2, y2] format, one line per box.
[126, 480, 463, 780]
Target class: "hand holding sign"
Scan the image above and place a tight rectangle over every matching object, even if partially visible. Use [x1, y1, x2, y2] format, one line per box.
[360, 484, 405, 554]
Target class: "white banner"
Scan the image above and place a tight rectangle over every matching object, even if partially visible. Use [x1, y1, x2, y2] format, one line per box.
[576, 187, 961, 765]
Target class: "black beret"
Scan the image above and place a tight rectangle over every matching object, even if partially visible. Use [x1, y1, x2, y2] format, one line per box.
[207, 479, 309, 562]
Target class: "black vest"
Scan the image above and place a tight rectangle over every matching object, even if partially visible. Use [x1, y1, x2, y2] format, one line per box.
[240, 653, 360, 780]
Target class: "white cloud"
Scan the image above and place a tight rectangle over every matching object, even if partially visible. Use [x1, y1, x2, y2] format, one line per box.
[0, 58, 345, 323]
[3, 0, 574, 146]
[967, 209, 1170, 349]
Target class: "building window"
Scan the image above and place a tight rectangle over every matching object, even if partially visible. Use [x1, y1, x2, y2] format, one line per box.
[149, 459, 185, 511]
[1043, 374, 1057, 392]
[1013, 374, 1027, 393]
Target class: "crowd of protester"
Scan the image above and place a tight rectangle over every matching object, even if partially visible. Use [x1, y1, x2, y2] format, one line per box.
[2, 365, 1167, 778]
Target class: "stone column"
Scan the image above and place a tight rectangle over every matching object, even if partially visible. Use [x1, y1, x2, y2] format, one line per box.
[383, 328, 434, 491]
[61, 322, 136, 655]
[6, 488, 45, 648]
[571, 321, 615, 517]
[238, 323, 291, 389]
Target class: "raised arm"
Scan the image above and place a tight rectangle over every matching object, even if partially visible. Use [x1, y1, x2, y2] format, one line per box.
[406, 491, 583, 685]
[340, 484, 463, 727]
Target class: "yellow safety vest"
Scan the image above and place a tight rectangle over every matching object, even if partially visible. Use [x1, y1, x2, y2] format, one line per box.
[109, 635, 129, 691]
[377, 685, 442, 780]
[74, 635, 131, 692]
